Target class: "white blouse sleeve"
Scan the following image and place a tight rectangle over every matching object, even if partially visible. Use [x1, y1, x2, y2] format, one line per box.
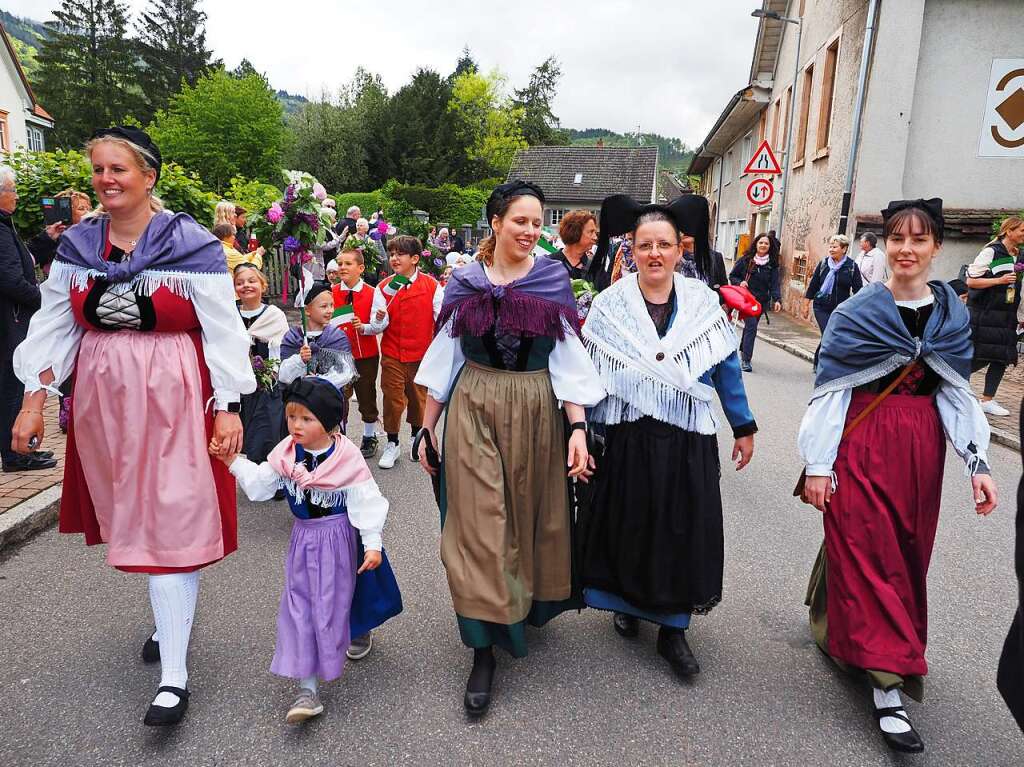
[433, 283, 445, 321]
[344, 477, 389, 551]
[228, 456, 282, 502]
[936, 381, 991, 473]
[414, 318, 465, 402]
[13, 277, 83, 393]
[192, 277, 257, 409]
[798, 389, 852, 476]
[278, 354, 306, 385]
[550, 320, 605, 408]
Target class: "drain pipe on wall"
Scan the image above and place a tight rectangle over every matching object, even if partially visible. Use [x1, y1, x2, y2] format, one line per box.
[837, 0, 881, 235]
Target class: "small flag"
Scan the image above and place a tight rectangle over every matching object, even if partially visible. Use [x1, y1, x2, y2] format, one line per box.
[991, 254, 1016, 275]
[330, 302, 355, 326]
[533, 237, 558, 258]
[382, 273, 412, 296]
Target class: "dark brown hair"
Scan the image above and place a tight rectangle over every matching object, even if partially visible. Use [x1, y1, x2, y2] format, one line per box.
[212, 223, 235, 241]
[386, 234, 423, 258]
[883, 207, 943, 244]
[559, 209, 597, 246]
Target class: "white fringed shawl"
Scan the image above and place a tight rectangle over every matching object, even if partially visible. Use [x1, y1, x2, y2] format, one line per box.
[582, 273, 737, 434]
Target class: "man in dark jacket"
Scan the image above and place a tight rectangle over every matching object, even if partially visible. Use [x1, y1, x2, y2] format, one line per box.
[0, 167, 55, 472]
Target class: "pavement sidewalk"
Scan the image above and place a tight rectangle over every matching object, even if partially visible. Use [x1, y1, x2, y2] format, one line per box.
[754, 311, 1022, 451]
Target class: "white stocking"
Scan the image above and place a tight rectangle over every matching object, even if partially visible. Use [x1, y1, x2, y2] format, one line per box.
[148, 572, 199, 707]
[873, 686, 912, 734]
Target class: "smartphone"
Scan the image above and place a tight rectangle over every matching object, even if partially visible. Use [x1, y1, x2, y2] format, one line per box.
[42, 197, 72, 226]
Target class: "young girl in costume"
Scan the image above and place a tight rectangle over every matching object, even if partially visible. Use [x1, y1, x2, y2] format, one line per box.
[798, 199, 997, 753]
[415, 180, 604, 717]
[213, 376, 400, 723]
[235, 263, 289, 463]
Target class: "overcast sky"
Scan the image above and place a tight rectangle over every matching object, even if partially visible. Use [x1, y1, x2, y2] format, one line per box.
[3, 0, 762, 146]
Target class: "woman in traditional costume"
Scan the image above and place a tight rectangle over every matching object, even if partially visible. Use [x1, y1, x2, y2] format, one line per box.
[235, 263, 289, 463]
[415, 180, 604, 717]
[797, 199, 997, 753]
[579, 195, 756, 678]
[10, 127, 255, 726]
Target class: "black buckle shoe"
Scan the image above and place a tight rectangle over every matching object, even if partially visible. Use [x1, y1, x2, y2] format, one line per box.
[143, 686, 190, 726]
[360, 436, 379, 458]
[141, 631, 159, 664]
[2, 454, 57, 472]
[613, 612, 639, 638]
[874, 706, 924, 753]
[464, 650, 495, 718]
[657, 627, 700, 677]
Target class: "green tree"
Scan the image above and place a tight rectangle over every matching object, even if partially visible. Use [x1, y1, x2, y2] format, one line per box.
[287, 95, 369, 193]
[148, 68, 287, 192]
[35, 0, 144, 148]
[513, 56, 568, 146]
[386, 68, 466, 185]
[449, 70, 526, 178]
[135, 0, 219, 123]
[453, 46, 478, 77]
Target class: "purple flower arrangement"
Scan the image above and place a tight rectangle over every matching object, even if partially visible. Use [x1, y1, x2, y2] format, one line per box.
[250, 171, 335, 269]
[251, 354, 280, 392]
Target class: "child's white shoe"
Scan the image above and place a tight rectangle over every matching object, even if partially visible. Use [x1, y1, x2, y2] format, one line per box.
[378, 442, 400, 469]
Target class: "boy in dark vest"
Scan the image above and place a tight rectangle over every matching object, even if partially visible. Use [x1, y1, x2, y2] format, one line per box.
[330, 242, 381, 458]
[367, 235, 443, 469]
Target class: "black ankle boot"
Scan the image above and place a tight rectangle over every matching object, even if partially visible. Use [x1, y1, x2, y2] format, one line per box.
[464, 647, 496, 717]
[657, 626, 700, 678]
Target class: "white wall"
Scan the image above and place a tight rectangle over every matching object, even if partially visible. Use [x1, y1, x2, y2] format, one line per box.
[0, 45, 31, 150]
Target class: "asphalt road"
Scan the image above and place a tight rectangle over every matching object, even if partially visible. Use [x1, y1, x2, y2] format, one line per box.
[2, 341, 1023, 766]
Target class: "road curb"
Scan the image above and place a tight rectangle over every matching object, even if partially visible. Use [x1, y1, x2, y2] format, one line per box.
[757, 328, 1022, 453]
[0, 485, 61, 553]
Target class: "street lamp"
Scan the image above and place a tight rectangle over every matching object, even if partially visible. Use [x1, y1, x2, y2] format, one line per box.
[751, 7, 802, 242]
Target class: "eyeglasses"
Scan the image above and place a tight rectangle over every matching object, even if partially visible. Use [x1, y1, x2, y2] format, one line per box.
[634, 241, 679, 256]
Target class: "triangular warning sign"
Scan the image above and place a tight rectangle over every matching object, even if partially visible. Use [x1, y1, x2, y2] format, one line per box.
[744, 140, 783, 175]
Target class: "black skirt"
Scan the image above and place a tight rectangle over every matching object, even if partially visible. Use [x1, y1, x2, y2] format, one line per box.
[240, 386, 286, 464]
[579, 417, 724, 614]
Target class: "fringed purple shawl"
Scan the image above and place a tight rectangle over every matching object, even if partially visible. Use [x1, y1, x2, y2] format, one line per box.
[56, 212, 226, 279]
[280, 324, 351, 359]
[437, 258, 580, 341]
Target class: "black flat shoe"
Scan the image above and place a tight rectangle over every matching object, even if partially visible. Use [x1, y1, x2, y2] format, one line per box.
[613, 612, 639, 638]
[143, 686, 189, 726]
[874, 706, 924, 753]
[464, 649, 495, 718]
[360, 436, 379, 458]
[657, 626, 700, 678]
[32, 450, 54, 460]
[2, 454, 57, 472]
[141, 632, 160, 663]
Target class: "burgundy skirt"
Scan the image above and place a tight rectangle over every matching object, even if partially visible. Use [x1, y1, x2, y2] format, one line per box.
[824, 391, 945, 678]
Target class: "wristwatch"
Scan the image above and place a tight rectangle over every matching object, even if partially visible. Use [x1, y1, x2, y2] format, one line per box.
[570, 421, 587, 433]
[217, 402, 242, 414]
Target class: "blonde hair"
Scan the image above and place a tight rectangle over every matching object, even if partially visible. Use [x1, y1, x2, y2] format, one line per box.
[55, 188, 91, 207]
[829, 234, 850, 249]
[84, 135, 164, 214]
[999, 216, 1024, 238]
[233, 263, 269, 292]
[214, 200, 236, 228]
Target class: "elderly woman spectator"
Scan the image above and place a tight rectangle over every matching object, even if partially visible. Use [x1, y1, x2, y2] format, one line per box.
[805, 234, 863, 369]
[434, 227, 452, 254]
[0, 165, 54, 472]
[552, 210, 598, 280]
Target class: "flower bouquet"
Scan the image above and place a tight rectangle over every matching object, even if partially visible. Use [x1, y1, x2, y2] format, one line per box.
[251, 354, 280, 392]
[417, 243, 448, 279]
[571, 278, 596, 323]
[341, 235, 384, 275]
[250, 171, 333, 295]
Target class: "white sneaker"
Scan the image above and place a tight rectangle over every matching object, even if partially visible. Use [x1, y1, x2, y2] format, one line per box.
[378, 441, 400, 469]
[981, 399, 1010, 417]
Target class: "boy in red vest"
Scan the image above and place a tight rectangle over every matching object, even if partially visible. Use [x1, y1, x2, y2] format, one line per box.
[330, 244, 381, 458]
[367, 235, 443, 469]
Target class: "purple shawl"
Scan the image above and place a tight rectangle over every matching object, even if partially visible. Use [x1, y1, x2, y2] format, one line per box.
[437, 258, 580, 340]
[56, 212, 226, 282]
[280, 324, 352, 359]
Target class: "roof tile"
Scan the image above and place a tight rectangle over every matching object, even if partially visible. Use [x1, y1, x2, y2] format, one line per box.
[507, 146, 658, 203]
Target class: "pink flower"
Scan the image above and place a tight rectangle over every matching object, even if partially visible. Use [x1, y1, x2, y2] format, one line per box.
[266, 202, 284, 224]
[312, 183, 327, 201]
